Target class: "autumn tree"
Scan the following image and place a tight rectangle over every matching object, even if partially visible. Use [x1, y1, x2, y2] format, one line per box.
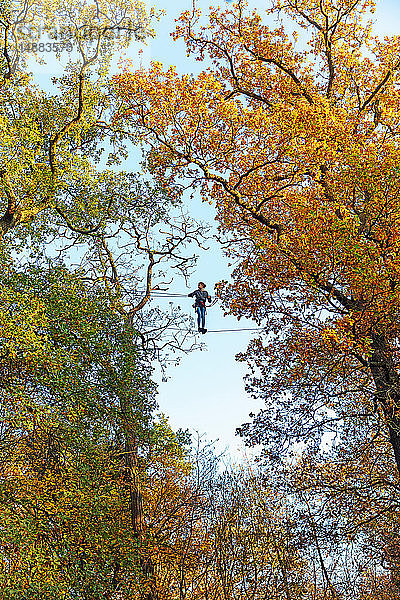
[0, 169, 207, 596]
[0, 0, 150, 238]
[137, 441, 314, 600]
[112, 0, 400, 479]
[0, 0, 209, 348]
[0, 3, 213, 597]
[0, 260, 196, 598]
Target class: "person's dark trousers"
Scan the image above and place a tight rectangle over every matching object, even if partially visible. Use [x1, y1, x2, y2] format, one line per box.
[196, 305, 206, 329]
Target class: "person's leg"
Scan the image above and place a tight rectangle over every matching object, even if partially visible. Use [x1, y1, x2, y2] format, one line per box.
[201, 306, 206, 330]
[196, 306, 202, 330]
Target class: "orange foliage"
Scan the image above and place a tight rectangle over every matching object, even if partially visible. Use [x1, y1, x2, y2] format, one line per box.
[111, 0, 400, 477]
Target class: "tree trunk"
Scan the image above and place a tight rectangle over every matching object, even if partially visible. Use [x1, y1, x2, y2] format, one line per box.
[123, 425, 144, 535]
[369, 333, 400, 477]
[120, 402, 157, 600]
[388, 420, 400, 476]
[0, 212, 17, 239]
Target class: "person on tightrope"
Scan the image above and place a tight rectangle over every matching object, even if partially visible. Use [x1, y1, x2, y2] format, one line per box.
[188, 282, 212, 334]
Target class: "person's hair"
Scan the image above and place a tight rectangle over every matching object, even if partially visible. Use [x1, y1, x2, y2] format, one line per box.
[198, 281, 206, 288]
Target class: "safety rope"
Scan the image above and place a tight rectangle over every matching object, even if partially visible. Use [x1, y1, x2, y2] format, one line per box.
[130, 290, 189, 298]
[204, 327, 263, 333]
[167, 326, 265, 333]
[130, 290, 219, 306]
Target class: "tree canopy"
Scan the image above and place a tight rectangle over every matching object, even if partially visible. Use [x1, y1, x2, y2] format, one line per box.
[113, 0, 400, 476]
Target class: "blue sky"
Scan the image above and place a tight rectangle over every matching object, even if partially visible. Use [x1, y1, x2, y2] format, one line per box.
[147, 2, 267, 460]
[27, 0, 400, 460]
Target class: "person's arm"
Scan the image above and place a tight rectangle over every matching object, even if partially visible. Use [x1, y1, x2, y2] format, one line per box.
[188, 291, 195, 297]
[207, 293, 212, 302]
